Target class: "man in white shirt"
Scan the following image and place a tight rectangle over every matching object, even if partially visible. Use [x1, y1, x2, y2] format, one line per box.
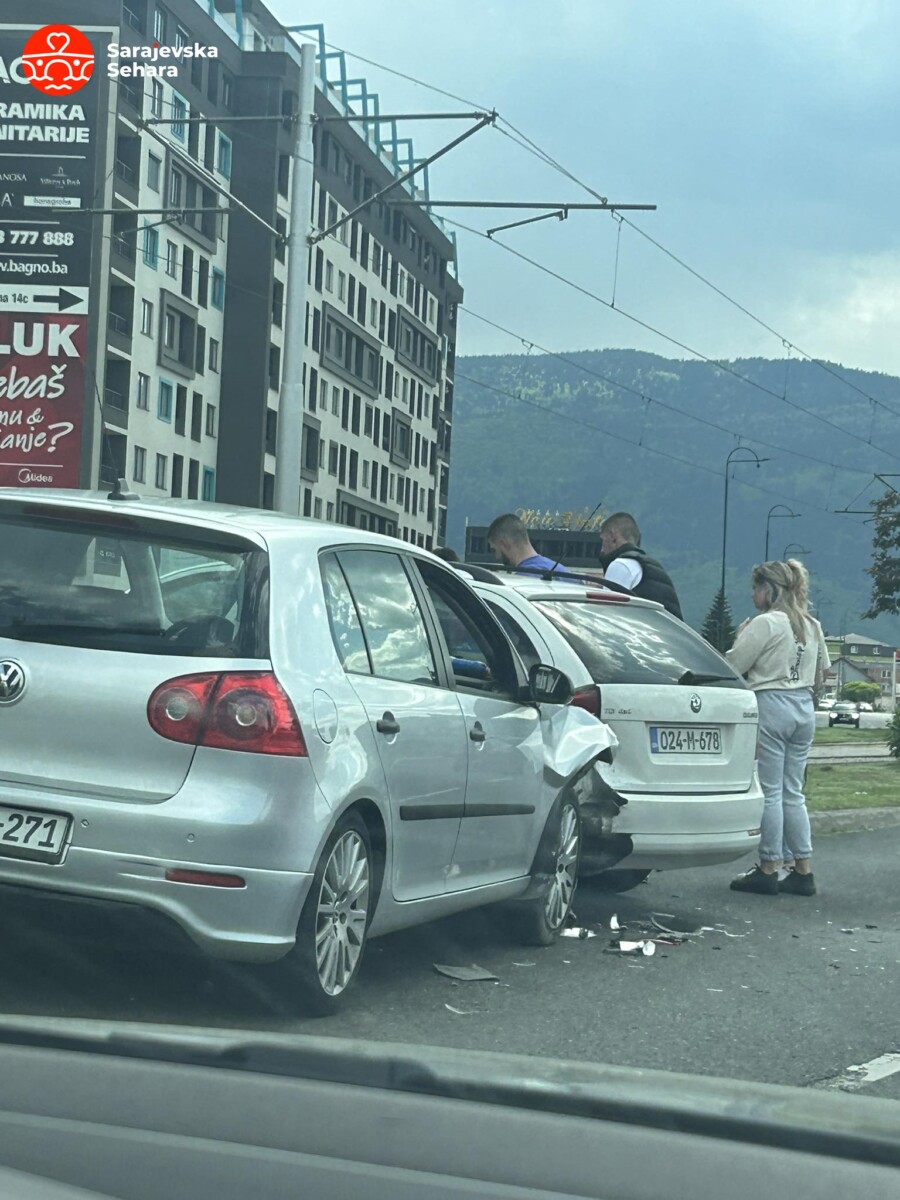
[598, 512, 683, 619]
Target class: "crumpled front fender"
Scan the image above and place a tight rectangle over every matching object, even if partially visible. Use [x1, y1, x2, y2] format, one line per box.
[538, 704, 619, 789]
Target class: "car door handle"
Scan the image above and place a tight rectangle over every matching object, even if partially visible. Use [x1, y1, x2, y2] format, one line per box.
[469, 723, 486, 743]
[376, 712, 400, 735]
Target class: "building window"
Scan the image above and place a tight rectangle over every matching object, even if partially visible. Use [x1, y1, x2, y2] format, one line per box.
[140, 299, 154, 335]
[202, 467, 216, 501]
[331, 386, 340, 415]
[147, 153, 161, 192]
[326, 502, 334, 522]
[222, 72, 234, 110]
[338, 271, 346, 301]
[362, 461, 370, 489]
[163, 311, 176, 349]
[169, 166, 183, 207]
[205, 404, 217, 436]
[277, 154, 290, 198]
[155, 453, 167, 489]
[153, 5, 167, 42]
[325, 261, 334, 293]
[136, 372, 150, 410]
[211, 268, 225, 308]
[171, 92, 187, 141]
[272, 279, 284, 327]
[165, 240, 178, 277]
[143, 224, 159, 268]
[158, 379, 173, 422]
[216, 132, 232, 178]
[133, 445, 146, 484]
[174, 22, 189, 51]
[314, 497, 322, 519]
[370, 298, 378, 328]
[209, 338, 219, 371]
[150, 78, 163, 118]
[269, 344, 281, 391]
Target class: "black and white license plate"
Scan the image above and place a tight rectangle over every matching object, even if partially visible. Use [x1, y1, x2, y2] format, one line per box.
[650, 726, 722, 754]
[0, 805, 70, 862]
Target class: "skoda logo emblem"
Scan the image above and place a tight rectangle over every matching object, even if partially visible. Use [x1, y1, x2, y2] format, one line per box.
[690, 693, 702, 713]
[0, 661, 26, 704]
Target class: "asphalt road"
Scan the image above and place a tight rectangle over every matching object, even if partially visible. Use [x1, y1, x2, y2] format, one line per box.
[1, 827, 899, 1102]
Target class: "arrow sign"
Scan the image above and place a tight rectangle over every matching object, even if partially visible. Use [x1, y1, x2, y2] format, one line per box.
[33, 288, 83, 312]
[0, 285, 89, 315]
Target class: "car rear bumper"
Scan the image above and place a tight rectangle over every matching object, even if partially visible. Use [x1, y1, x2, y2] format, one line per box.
[611, 779, 764, 870]
[0, 849, 314, 962]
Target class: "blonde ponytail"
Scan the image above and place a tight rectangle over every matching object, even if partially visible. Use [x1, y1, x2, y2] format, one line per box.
[752, 559, 811, 644]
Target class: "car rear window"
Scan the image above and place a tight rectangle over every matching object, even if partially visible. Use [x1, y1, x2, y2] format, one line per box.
[0, 509, 268, 657]
[533, 599, 746, 688]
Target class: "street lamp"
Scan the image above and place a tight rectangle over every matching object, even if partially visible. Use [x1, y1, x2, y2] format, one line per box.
[765, 505, 800, 561]
[783, 543, 811, 559]
[720, 448, 769, 644]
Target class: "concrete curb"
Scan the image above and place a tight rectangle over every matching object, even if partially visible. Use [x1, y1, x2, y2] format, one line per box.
[810, 806, 900, 835]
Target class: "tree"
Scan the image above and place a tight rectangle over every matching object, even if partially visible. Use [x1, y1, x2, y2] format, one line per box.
[866, 487, 900, 617]
[841, 681, 880, 706]
[887, 708, 900, 759]
[702, 587, 737, 653]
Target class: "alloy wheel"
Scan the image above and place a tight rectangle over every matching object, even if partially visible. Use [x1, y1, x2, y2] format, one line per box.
[544, 802, 579, 930]
[315, 829, 370, 996]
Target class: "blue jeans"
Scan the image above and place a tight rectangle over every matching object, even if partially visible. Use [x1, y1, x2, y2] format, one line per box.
[755, 689, 815, 863]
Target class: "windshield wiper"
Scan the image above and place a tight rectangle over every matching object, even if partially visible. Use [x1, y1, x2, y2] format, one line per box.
[678, 670, 736, 685]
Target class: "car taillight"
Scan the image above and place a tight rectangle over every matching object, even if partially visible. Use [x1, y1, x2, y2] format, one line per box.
[570, 685, 601, 716]
[148, 672, 307, 756]
[586, 591, 630, 603]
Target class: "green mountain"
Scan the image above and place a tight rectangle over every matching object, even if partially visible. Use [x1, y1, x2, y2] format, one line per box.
[448, 349, 900, 643]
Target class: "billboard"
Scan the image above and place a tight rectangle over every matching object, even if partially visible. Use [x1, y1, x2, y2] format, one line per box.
[0, 23, 107, 487]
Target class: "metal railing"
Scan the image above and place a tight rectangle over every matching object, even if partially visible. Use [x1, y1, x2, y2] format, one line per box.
[115, 159, 137, 185]
[104, 388, 128, 411]
[108, 312, 132, 337]
[112, 233, 136, 261]
[123, 6, 143, 32]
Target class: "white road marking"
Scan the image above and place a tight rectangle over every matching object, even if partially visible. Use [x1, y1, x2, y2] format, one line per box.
[813, 1052, 900, 1091]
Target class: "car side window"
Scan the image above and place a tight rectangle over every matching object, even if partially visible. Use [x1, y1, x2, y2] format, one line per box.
[485, 600, 542, 671]
[416, 562, 519, 698]
[337, 550, 437, 685]
[321, 554, 371, 674]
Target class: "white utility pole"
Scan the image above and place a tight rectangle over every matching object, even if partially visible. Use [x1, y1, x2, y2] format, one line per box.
[274, 40, 317, 514]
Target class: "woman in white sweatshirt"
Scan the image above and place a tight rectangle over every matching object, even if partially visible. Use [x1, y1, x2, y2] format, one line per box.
[724, 559, 830, 896]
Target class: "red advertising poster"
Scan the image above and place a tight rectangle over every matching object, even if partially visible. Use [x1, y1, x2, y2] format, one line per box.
[0, 312, 85, 486]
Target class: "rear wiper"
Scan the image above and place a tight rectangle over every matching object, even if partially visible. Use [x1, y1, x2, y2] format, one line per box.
[678, 670, 735, 685]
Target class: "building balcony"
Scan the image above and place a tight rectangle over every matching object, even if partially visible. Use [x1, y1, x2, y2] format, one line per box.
[108, 312, 131, 337]
[123, 5, 144, 32]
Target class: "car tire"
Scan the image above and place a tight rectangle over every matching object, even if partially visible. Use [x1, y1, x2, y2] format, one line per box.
[287, 811, 373, 1016]
[590, 869, 652, 893]
[515, 797, 581, 947]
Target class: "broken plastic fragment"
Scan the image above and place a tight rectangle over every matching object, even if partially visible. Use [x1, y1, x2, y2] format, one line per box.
[433, 964, 499, 982]
[445, 1004, 477, 1015]
[512, 961, 536, 967]
[650, 916, 699, 938]
[561, 927, 597, 939]
[610, 914, 621, 931]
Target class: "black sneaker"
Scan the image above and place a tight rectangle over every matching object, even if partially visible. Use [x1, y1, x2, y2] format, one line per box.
[730, 865, 779, 895]
[779, 869, 816, 896]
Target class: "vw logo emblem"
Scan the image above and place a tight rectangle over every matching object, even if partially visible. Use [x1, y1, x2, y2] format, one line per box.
[690, 693, 702, 713]
[0, 660, 26, 705]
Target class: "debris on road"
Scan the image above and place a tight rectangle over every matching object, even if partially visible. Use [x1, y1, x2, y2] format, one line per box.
[511, 961, 536, 967]
[445, 1004, 478, 1015]
[561, 927, 597, 939]
[433, 964, 498, 982]
[609, 914, 621, 931]
[607, 939, 656, 957]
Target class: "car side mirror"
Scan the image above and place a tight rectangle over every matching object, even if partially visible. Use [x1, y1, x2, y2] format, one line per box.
[527, 663, 574, 706]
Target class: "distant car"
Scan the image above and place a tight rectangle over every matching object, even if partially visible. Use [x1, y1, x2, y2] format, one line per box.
[857, 702, 874, 712]
[829, 702, 860, 728]
[457, 566, 764, 890]
[0, 489, 617, 1014]
[817, 698, 836, 711]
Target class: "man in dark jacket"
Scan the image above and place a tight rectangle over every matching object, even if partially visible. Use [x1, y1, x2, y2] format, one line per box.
[599, 512, 683, 619]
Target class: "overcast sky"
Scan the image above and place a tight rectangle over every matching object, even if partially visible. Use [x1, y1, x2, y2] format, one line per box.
[268, 0, 900, 376]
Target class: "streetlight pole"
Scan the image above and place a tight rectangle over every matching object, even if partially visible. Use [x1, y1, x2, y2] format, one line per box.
[765, 505, 800, 561]
[720, 448, 769, 645]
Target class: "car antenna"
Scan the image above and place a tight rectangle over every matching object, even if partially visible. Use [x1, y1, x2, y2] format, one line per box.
[544, 499, 604, 578]
[107, 477, 141, 502]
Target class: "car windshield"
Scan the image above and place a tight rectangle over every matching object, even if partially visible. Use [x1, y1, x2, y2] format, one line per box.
[533, 598, 746, 688]
[0, 511, 267, 657]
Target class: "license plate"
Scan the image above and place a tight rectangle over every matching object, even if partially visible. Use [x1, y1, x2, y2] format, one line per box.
[650, 726, 722, 754]
[0, 805, 70, 863]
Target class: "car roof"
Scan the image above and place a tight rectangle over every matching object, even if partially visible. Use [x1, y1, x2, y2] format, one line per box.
[454, 562, 664, 611]
[0, 488, 440, 558]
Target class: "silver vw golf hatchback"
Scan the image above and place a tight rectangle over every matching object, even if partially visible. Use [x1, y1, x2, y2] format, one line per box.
[0, 490, 612, 1012]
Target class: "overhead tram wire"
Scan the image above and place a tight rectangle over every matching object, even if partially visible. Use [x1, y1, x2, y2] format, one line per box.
[441, 215, 900, 465]
[459, 308, 872, 479]
[493, 120, 900, 424]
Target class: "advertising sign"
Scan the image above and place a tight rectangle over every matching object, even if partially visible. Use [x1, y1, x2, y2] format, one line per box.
[0, 23, 107, 486]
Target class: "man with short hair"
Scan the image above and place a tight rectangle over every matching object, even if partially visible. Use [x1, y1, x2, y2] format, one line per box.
[487, 513, 571, 575]
[599, 511, 683, 619]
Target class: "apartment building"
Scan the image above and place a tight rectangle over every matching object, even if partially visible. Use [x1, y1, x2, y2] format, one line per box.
[0, 0, 461, 549]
